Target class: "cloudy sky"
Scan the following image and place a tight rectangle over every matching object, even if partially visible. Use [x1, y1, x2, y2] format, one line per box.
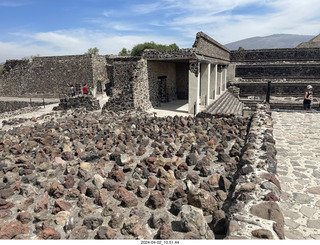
[1, 0, 320, 62]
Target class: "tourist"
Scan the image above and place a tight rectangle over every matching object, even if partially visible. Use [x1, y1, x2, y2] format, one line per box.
[303, 85, 313, 111]
[89, 87, 93, 96]
[83, 84, 89, 95]
[70, 85, 76, 97]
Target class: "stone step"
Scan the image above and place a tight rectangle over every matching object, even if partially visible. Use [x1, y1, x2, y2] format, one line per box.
[207, 92, 232, 114]
[206, 91, 243, 115]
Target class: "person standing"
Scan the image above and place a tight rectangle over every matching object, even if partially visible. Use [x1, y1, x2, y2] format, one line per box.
[71, 85, 76, 97]
[303, 85, 313, 111]
[83, 84, 89, 95]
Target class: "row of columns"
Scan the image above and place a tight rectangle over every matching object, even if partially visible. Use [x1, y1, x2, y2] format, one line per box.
[188, 63, 228, 114]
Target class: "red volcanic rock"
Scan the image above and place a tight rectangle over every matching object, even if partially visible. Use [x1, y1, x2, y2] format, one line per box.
[0, 220, 29, 239]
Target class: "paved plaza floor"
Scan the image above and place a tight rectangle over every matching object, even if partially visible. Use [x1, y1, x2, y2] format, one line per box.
[273, 111, 320, 239]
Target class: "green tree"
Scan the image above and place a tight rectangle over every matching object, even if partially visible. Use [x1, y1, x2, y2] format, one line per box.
[129, 42, 179, 56]
[85, 47, 99, 55]
[0, 65, 3, 77]
[118, 48, 130, 56]
[21, 54, 40, 60]
[238, 46, 245, 51]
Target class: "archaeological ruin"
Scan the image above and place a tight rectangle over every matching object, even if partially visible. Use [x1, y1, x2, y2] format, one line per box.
[1, 32, 320, 240]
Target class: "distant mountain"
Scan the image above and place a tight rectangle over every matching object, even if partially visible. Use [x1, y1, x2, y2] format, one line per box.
[0, 62, 4, 65]
[224, 34, 315, 50]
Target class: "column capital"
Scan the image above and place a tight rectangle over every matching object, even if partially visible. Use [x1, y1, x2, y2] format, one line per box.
[189, 61, 199, 77]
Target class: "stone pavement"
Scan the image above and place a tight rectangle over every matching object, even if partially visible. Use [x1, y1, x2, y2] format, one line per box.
[272, 111, 320, 239]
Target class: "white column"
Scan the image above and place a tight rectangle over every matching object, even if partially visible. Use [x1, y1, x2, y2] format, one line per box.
[206, 64, 211, 106]
[188, 63, 200, 115]
[200, 63, 209, 106]
[219, 66, 223, 95]
[196, 70, 200, 114]
[212, 64, 217, 99]
[212, 64, 218, 100]
[223, 67, 227, 91]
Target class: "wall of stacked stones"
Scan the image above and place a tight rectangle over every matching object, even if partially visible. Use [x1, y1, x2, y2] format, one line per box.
[225, 103, 284, 239]
[232, 81, 320, 98]
[192, 32, 230, 63]
[102, 57, 152, 112]
[91, 55, 109, 95]
[0, 101, 45, 113]
[231, 48, 320, 63]
[235, 64, 320, 79]
[1, 55, 94, 98]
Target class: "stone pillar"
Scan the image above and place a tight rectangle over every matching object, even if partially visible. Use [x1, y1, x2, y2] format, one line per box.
[207, 64, 211, 106]
[211, 64, 217, 99]
[188, 62, 200, 115]
[217, 65, 222, 95]
[223, 66, 227, 91]
[200, 63, 209, 106]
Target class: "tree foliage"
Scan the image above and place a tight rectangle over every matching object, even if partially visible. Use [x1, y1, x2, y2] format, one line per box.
[85, 47, 99, 55]
[121, 42, 179, 57]
[118, 48, 130, 56]
[238, 46, 245, 51]
[0, 65, 3, 77]
[21, 54, 40, 60]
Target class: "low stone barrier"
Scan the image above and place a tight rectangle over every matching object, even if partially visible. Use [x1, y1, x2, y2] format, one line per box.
[0, 101, 46, 114]
[53, 96, 100, 111]
[225, 103, 284, 239]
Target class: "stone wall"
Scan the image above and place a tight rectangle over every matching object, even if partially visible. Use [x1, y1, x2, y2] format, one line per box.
[233, 81, 320, 98]
[102, 57, 152, 112]
[92, 55, 109, 95]
[231, 48, 320, 63]
[1, 55, 106, 98]
[52, 96, 101, 111]
[235, 64, 320, 79]
[0, 101, 45, 113]
[225, 103, 284, 239]
[193, 32, 230, 63]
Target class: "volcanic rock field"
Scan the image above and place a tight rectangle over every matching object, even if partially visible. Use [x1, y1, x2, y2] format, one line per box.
[0, 98, 281, 240]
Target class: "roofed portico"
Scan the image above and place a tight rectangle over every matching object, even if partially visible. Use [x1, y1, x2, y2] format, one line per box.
[143, 32, 231, 115]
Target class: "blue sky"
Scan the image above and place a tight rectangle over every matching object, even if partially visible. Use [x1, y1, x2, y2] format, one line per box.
[1, 0, 320, 62]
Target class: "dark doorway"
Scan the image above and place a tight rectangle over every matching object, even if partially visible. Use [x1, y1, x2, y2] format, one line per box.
[158, 76, 169, 103]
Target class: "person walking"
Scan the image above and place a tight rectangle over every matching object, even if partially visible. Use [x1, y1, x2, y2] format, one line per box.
[303, 85, 313, 111]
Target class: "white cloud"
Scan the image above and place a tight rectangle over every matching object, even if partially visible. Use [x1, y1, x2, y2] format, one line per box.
[0, 29, 184, 62]
[159, 0, 320, 43]
[1, 0, 320, 62]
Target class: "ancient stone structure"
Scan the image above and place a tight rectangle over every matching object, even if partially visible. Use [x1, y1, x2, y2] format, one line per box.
[0, 32, 231, 115]
[144, 32, 230, 114]
[2, 32, 320, 115]
[297, 33, 320, 48]
[0, 55, 108, 98]
[229, 35, 320, 110]
[53, 96, 101, 111]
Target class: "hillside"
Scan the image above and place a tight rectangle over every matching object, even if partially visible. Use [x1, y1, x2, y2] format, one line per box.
[225, 34, 314, 50]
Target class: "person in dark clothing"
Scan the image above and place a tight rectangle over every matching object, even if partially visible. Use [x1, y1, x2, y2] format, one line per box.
[303, 85, 313, 111]
[71, 85, 76, 97]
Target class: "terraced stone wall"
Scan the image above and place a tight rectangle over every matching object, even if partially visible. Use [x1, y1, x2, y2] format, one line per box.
[231, 48, 320, 63]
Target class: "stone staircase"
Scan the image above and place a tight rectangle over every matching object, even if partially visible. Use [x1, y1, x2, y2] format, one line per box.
[206, 91, 243, 115]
